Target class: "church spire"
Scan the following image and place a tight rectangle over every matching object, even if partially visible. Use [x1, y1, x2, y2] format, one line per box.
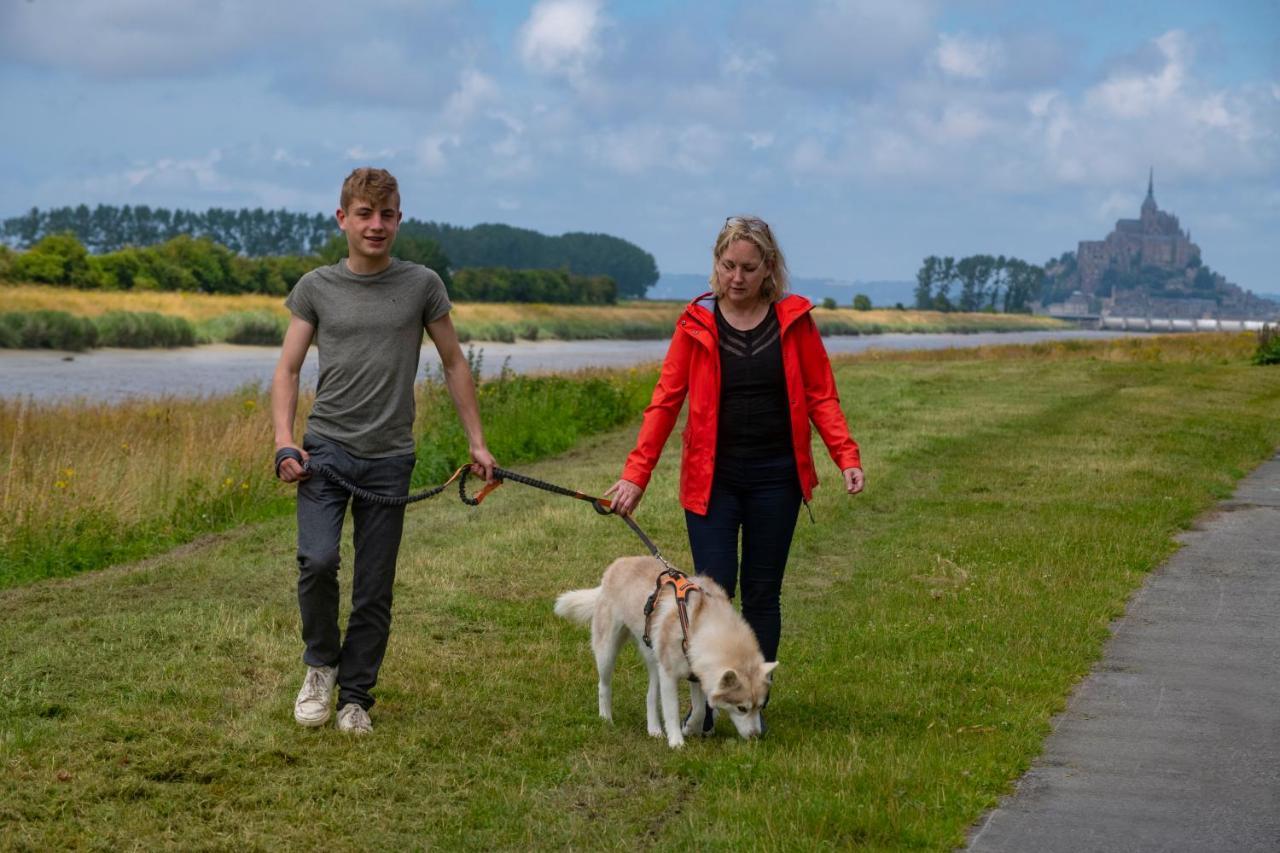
[1142, 166, 1157, 214]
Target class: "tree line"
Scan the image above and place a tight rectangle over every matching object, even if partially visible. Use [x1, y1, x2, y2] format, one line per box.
[400, 222, 656, 299]
[451, 268, 615, 304]
[2, 205, 659, 297]
[0, 232, 620, 304]
[913, 254, 1044, 313]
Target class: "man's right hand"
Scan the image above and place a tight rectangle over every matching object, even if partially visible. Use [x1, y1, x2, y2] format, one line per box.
[275, 444, 311, 482]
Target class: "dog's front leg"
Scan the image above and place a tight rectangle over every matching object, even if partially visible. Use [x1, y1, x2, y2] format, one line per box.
[659, 670, 685, 748]
[683, 680, 706, 737]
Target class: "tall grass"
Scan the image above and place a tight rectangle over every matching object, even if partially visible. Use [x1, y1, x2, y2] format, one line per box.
[1, 333, 1277, 850]
[1, 283, 1069, 347]
[0, 364, 658, 589]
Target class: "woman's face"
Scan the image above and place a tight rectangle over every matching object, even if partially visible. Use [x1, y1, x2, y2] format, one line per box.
[716, 239, 771, 307]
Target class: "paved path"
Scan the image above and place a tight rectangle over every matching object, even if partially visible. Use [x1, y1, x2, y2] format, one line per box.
[967, 451, 1280, 852]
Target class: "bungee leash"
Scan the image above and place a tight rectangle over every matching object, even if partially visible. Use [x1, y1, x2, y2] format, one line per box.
[273, 447, 679, 570]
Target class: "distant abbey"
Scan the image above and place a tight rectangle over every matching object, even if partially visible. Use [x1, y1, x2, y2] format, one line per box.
[1043, 171, 1275, 321]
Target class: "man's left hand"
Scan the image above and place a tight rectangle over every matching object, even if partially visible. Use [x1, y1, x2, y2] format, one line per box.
[471, 446, 497, 482]
[843, 466, 865, 495]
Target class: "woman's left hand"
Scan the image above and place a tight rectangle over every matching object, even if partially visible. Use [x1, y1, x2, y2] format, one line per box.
[842, 467, 864, 495]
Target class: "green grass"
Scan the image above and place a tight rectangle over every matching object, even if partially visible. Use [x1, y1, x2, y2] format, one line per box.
[0, 366, 656, 590]
[2, 335, 1278, 849]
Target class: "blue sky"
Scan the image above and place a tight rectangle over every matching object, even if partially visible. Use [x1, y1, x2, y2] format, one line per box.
[2, 0, 1277, 291]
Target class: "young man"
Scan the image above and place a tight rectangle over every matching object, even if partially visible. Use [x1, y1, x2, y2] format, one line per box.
[272, 167, 495, 734]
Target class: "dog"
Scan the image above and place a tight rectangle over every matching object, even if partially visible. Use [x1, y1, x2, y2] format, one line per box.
[554, 556, 776, 748]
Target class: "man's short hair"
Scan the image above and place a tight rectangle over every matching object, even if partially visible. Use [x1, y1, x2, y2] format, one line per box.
[340, 167, 399, 211]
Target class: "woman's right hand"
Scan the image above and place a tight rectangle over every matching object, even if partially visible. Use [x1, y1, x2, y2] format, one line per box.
[603, 478, 645, 517]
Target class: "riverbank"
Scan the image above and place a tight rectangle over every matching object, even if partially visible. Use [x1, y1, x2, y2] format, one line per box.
[1, 330, 1138, 402]
[1, 283, 1069, 349]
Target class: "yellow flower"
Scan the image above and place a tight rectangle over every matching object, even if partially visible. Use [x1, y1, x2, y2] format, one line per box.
[63, 467, 75, 479]
[223, 477, 234, 488]
[243, 399, 257, 413]
[55, 480, 68, 490]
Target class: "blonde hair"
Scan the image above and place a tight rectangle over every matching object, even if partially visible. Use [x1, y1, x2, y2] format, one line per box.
[709, 215, 789, 302]
[340, 167, 400, 211]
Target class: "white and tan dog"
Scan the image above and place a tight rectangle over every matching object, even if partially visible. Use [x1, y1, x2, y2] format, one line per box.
[555, 556, 776, 748]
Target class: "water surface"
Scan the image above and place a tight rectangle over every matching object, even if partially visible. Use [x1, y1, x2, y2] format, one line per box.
[1, 330, 1137, 403]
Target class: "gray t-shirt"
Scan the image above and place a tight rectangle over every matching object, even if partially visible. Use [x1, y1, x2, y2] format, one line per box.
[285, 259, 451, 457]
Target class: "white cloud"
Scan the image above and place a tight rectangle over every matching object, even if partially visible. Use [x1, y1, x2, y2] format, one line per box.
[518, 0, 605, 84]
[416, 135, 459, 174]
[444, 70, 501, 126]
[1085, 30, 1190, 118]
[936, 33, 1004, 80]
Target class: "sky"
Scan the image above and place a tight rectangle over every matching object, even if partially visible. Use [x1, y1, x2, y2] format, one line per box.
[2, 0, 1278, 292]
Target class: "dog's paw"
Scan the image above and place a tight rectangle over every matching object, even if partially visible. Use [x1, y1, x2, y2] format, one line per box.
[667, 733, 685, 749]
[648, 726, 664, 738]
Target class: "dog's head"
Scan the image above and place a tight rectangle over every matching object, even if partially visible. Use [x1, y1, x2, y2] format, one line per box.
[708, 661, 777, 738]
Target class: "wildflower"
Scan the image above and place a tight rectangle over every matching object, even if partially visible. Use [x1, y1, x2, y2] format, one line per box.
[243, 399, 257, 413]
[223, 477, 234, 488]
[63, 467, 75, 479]
[240, 482, 250, 491]
[55, 480, 68, 490]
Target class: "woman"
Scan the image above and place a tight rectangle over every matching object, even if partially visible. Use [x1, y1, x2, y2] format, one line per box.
[605, 215, 863, 728]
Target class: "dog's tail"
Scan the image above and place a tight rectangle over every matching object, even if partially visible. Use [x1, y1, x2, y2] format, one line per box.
[553, 587, 600, 626]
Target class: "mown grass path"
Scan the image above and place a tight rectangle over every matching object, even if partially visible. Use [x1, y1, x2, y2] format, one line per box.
[2, 336, 1278, 849]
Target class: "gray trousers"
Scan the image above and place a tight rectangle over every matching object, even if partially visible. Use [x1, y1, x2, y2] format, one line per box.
[296, 435, 416, 710]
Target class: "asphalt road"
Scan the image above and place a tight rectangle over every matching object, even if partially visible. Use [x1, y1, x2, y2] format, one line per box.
[967, 450, 1280, 852]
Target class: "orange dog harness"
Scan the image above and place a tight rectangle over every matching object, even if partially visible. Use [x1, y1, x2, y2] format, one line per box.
[642, 568, 701, 656]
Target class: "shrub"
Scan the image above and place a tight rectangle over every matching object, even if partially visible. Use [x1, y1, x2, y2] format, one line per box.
[0, 310, 99, 350]
[95, 311, 197, 348]
[1254, 324, 1280, 366]
[201, 311, 288, 345]
[853, 294, 872, 311]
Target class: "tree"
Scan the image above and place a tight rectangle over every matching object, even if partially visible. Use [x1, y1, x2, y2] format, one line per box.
[852, 294, 872, 311]
[914, 255, 939, 309]
[821, 297, 837, 309]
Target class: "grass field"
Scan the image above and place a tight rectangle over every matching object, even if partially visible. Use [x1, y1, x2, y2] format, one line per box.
[0, 283, 1068, 346]
[2, 334, 1277, 849]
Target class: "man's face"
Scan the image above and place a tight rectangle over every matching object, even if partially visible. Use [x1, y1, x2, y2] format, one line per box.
[336, 194, 402, 261]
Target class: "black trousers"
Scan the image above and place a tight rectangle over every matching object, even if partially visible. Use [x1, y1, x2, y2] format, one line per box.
[296, 435, 416, 710]
[684, 453, 802, 663]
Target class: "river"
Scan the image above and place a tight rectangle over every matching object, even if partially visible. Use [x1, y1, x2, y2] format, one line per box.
[1, 330, 1138, 403]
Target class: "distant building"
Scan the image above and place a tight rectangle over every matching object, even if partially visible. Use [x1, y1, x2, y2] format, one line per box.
[1076, 170, 1199, 296]
[1054, 170, 1277, 321]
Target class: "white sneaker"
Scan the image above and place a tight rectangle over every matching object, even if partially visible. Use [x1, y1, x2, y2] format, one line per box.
[336, 703, 373, 734]
[293, 665, 337, 727]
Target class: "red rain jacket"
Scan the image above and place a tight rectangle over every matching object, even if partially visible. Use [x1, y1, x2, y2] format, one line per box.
[621, 292, 861, 515]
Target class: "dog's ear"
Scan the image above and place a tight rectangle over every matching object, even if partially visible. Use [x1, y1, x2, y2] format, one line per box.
[718, 669, 740, 691]
[761, 661, 778, 682]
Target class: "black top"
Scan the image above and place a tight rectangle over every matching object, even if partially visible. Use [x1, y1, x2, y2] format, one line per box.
[715, 302, 792, 462]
